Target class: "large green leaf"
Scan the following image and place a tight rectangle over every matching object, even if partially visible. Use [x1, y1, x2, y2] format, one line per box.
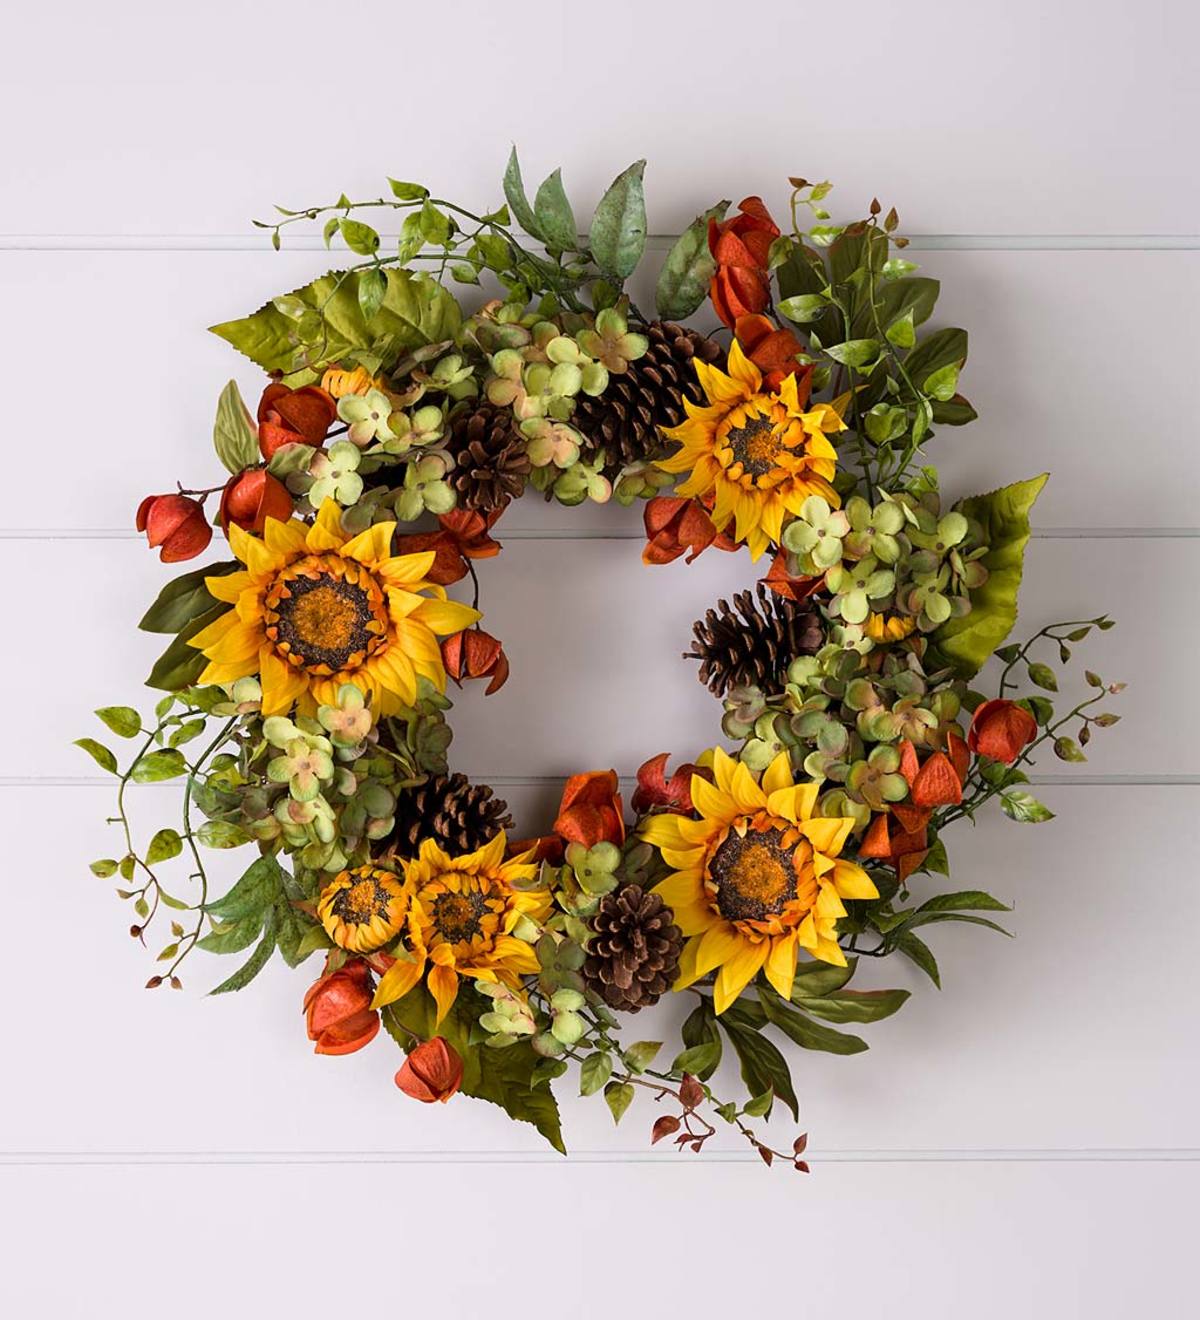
[654, 201, 729, 320]
[209, 268, 461, 382]
[757, 988, 869, 1056]
[139, 561, 239, 634]
[719, 1005, 799, 1120]
[209, 906, 278, 994]
[384, 988, 564, 1153]
[502, 147, 543, 240]
[145, 605, 224, 691]
[932, 473, 1049, 676]
[589, 160, 647, 281]
[533, 167, 578, 252]
[792, 988, 910, 1025]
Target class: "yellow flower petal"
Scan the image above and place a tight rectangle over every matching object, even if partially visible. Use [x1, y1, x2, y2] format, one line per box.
[812, 936, 847, 967]
[640, 814, 687, 850]
[427, 963, 460, 1024]
[377, 551, 437, 586]
[724, 338, 762, 394]
[729, 760, 767, 812]
[413, 597, 481, 635]
[690, 776, 738, 825]
[262, 517, 308, 558]
[694, 922, 745, 977]
[205, 570, 255, 603]
[801, 816, 853, 855]
[763, 933, 799, 1001]
[673, 936, 705, 990]
[714, 940, 768, 1014]
[371, 955, 425, 1010]
[831, 860, 878, 901]
[340, 522, 396, 566]
[305, 499, 348, 553]
[761, 752, 794, 799]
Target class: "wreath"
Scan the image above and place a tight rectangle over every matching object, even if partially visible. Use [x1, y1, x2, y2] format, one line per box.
[79, 154, 1123, 1168]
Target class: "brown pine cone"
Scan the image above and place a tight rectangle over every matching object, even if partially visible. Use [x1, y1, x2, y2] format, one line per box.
[388, 773, 514, 858]
[445, 402, 532, 512]
[573, 321, 723, 476]
[686, 582, 824, 697]
[583, 884, 684, 1012]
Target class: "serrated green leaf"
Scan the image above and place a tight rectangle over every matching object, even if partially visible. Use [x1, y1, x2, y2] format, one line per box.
[146, 828, 183, 864]
[210, 268, 461, 384]
[75, 738, 117, 774]
[209, 907, 278, 994]
[654, 200, 729, 320]
[196, 915, 265, 955]
[212, 380, 259, 475]
[932, 474, 1049, 676]
[589, 159, 646, 280]
[95, 706, 141, 738]
[204, 855, 284, 922]
[130, 749, 187, 783]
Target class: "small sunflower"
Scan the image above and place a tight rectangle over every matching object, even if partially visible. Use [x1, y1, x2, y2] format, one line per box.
[190, 501, 479, 717]
[371, 833, 550, 1022]
[640, 748, 877, 1014]
[317, 865, 411, 953]
[657, 341, 844, 561]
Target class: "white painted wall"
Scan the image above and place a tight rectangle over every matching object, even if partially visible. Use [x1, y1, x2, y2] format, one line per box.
[3, 2, 1195, 1315]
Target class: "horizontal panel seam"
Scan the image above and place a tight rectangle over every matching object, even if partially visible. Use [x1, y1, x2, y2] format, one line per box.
[2, 234, 1199, 253]
[1, 528, 1198, 541]
[2, 1148, 1198, 1166]
[7, 775, 1198, 789]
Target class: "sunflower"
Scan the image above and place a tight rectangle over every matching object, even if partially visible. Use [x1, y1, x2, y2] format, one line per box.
[656, 340, 844, 561]
[370, 833, 550, 1022]
[317, 865, 411, 953]
[640, 749, 877, 1014]
[190, 501, 479, 717]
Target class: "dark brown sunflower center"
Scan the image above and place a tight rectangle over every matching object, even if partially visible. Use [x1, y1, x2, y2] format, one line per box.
[709, 828, 798, 922]
[725, 414, 781, 476]
[432, 887, 490, 943]
[266, 567, 384, 673]
[331, 876, 392, 923]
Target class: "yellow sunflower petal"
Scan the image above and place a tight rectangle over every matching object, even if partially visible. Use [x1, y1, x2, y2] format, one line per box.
[660, 845, 707, 871]
[305, 500, 348, 553]
[262, 517, 309, 558]
[763, 933, 799, 1001]
[724, 339, 762, 394]
[713, 940, 768, 1014]
[761, 753, 794, 797]
[766, 785, 804, 825]
[694, 922, 745, 977]
[729, 760, 767, 812]
[371, 955, 425, 1010]
[710, 748, 738, 794]
[690, 775, 738, 825]
[831, 860, 878, 901]
[694, 356, 749, 407]
[188, 608, 241, 652]
[205, 570, 255, 603]
[412, 598, 481, 635]
[427, 963, 460, 1024]
[640, 813, 687, 850]
[812, 936, 847, 967]
[651, 869, 706, 912]
[340, 522, 396, 567]
[259, 648, 308, 716]
[815, 883, 847, 920]
[377, 550, 438, 586]
[801, 816, 854, 855]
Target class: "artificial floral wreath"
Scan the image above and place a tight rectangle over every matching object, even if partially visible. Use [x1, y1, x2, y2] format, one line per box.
[79, 154, 1124, 1168]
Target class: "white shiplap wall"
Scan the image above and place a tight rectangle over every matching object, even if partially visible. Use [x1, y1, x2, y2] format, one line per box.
[3, 2, 1196, 1316]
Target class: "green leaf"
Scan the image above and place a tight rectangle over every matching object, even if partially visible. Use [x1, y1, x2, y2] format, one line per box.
[146, 828, 183, 864]
[589, 159, 647, 280]
[719, 1007, 800, 1120]
[579, 1051, 613, 1096]
[1054, 736, 1088, 762]
[923, 363, 960, 401]
[356, 267, 386, 322]
[797, 988, 910, 1025]
[904, 326, 968, 384]
[210, 268, 461, 383]
[196, 914, 264, 955]
[779, 293, 828, 324]
[871, 276, 940, 332]
[825, 338, 879, 369]
[95, 706, 141, 739]
[916, 890, 1011, 914]
[1000, 789, 1056, 823]
[604, 1080, 635, 1125]
[145, 605, 225, 692]
[388, 179, 428, 201]
[790, 956, 857, 1000]
[655, 201, 729, 319]
[384, 987, 565, 1153]
[338, 218, 379, 256]
[533, 167, 578, 251]
[204, 854, 284, 922]
[623, 1040, 662, 1074]
[757, 989, 868, 1057]
[671, 1042, 721, 1076]
[196, 820, 250, 850]
[932, 474, 1049, 676]
[885, 309, 916, 348]
[1028, 661, 1059, 692]
[90, 858, 119, 878]
[74, 738, 117, 774]
[895, 931, 941, 987]
[418, 202, 451, 246]
[139, 562, 239, 635]
[212, 380, 259, 475]
[209, 907, 278, 994]
[130, 749, 187, 783]
[899, 911, 1013, 938]
[679, 998, 722, 1080]
[502, 147, 543, 240]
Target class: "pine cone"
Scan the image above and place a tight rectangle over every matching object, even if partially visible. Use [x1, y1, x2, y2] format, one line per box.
[583, 884, 684, 1012]
[388, 773, 514, 857]
[574, 321, 723, 475]
[686, 582, 824, 697]
[445, 402, 532, 512]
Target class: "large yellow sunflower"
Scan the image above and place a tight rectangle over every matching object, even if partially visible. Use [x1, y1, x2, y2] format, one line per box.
[190, 501, 478, 717]
[370, 833, 550, 1022]
[657, 340, 844, 561]
[640, 749, 877, 1014]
